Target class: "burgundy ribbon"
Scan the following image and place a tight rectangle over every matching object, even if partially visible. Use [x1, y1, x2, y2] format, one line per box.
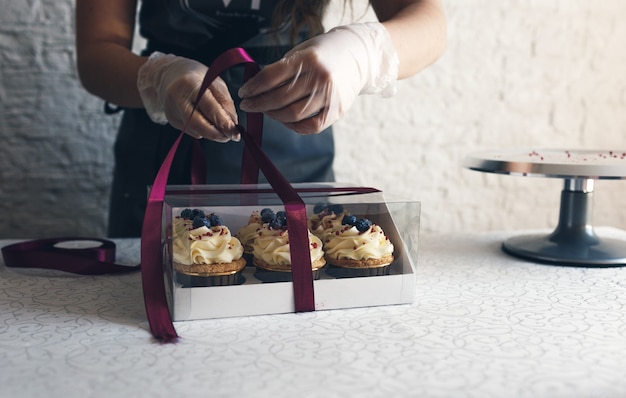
[238, 125, 314, 312]
[1, 238, 137, 275]
[141, 47, 319, 343]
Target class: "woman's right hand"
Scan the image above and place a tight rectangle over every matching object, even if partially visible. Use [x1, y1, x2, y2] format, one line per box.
[137, 52, 240, 142]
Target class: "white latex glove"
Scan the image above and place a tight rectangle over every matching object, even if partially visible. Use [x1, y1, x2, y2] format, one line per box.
[137, 52, 240, 142]
[238, 22, 399, 135]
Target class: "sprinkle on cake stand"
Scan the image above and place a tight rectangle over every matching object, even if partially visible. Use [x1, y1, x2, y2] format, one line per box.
[463, 148, 626, 267]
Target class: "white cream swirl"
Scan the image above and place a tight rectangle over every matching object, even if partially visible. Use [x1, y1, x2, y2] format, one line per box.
[252, 226, 324, 267]
[172, 217, 193, 264]
[174, 225, 244, 265]
[324, 224, 394, 261]
[308, 211, 349, 240]
[235, 212, 263, 251]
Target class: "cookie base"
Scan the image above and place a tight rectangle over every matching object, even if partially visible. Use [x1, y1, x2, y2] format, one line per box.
[253, 257, 326, 283]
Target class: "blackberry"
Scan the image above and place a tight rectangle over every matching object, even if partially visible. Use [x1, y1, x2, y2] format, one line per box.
[180, 208, 193, 219]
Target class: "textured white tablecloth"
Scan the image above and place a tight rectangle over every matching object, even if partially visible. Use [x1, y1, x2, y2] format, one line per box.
[1, 229, 626, 398]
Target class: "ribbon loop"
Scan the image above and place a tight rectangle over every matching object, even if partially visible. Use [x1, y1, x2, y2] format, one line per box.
[141, 48, 316, 342]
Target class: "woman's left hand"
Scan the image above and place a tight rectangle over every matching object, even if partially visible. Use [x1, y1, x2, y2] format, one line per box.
[238, 22, 398, 135]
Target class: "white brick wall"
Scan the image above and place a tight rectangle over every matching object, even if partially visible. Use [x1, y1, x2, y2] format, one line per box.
[1, 1, 625, 239]
[0, 0, 121, 238]
[331, 1, 626, 235]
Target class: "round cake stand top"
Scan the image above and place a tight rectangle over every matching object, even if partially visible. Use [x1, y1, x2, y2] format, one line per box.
[462, 148, 626, 267]
[463, 149, 626, 180]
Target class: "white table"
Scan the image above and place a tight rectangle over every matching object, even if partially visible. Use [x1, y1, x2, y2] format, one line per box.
[2, 229, 626, 398]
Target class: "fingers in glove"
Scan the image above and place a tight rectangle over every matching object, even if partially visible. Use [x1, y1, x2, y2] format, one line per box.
[282, 112, 329, 135]
[244, 72, 332, 134]
[166, 98, 237, 142]
[164, 77, 239, 142]
[183, 112, 233, 142]
[238, 54, 301, 100]
[239, 51, 323, 112]
[196, 79, 240, 141]
[239, 72, 321, 114]
[263, 90, 326, 123]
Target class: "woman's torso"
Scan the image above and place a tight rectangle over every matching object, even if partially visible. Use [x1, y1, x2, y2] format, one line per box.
[109, 0, 335, 237]
[139, 0, 301, 64]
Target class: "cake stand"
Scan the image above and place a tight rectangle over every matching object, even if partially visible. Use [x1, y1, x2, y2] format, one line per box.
[463, 149, 626, 267]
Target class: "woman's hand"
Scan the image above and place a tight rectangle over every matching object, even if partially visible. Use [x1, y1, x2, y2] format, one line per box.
[76, 0, 241, 142]
[137, 52, 240, 142]
[238, 22, 399, 135]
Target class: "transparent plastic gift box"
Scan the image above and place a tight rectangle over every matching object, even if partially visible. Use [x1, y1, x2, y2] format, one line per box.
[161, 183, 420, 321]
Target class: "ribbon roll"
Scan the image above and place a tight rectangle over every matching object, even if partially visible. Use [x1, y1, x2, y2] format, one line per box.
[1, 237, 139, 275]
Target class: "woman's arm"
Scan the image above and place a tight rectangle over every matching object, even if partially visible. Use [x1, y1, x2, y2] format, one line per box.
[75, 0, 146, 108]
[371, 0, 447, 79]
[75, 0, 239, 141]
[238, 0, 447, 134]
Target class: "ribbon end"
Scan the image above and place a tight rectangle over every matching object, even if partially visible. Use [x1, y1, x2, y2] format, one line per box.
[154, 332, 179, 344]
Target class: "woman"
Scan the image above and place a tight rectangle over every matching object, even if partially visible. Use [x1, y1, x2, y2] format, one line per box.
[75, 0, 446, 237]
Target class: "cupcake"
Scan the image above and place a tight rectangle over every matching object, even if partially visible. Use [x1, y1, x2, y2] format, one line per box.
[172, 209, 246, 287]
[323, 215, 394, 278]
[251, 209, 326, 283]
[307, 202, 350, 240]
[235, 210, 264, 263]
[171, 208, 198, 264]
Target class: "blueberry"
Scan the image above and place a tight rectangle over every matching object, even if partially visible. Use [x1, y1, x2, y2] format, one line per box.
[269, 218, 284, 230]
[329, 204, 344, 214]
[355, 218, 372, 232]
[276, 215, 287, 227]
[208, 213, 222, 226]
[191, 209, 205, 219]
[180, 209, 193, 219]
[192, 216, 208, 229]
[261, 209, 275, 224]
[313, 202, 328, 214]
[342, 215, 357, 226]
